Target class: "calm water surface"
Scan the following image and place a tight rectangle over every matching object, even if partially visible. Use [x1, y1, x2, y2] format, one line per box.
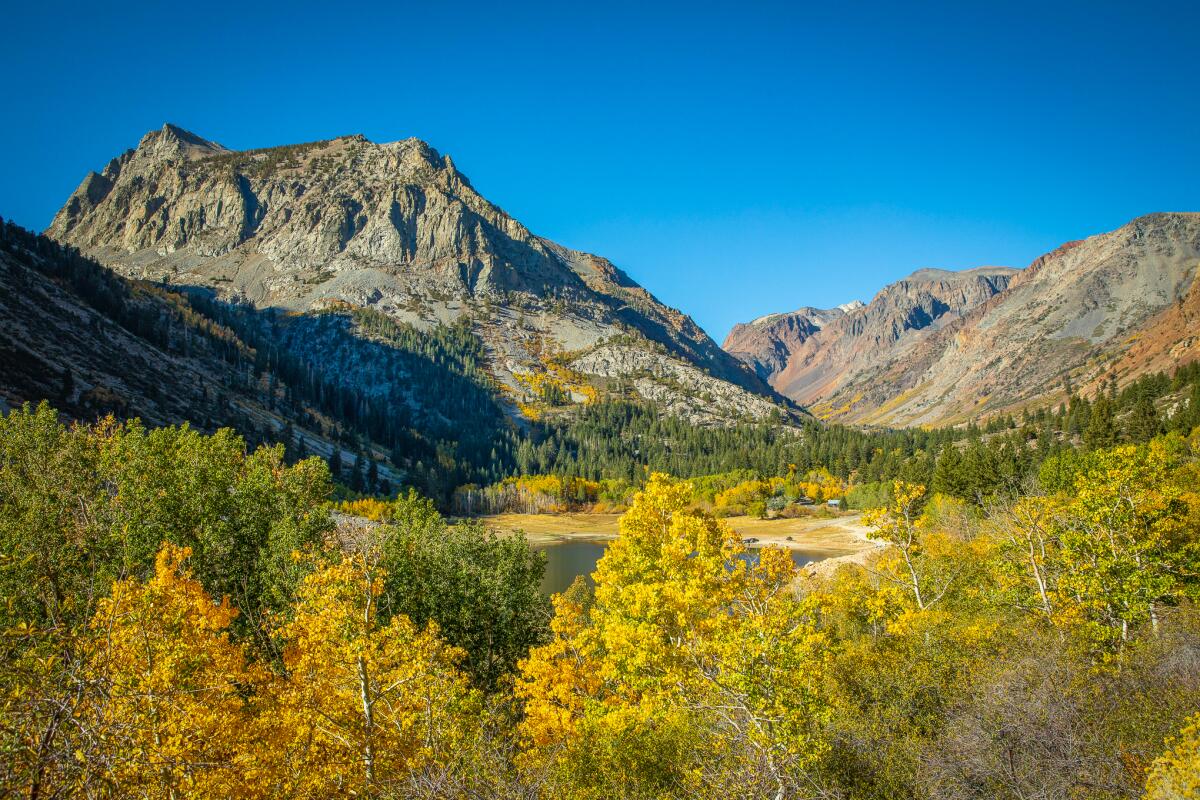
[534, 540, 822, 596]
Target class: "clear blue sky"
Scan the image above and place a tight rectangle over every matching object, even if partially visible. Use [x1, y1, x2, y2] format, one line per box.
[3, 1, 1197, 340]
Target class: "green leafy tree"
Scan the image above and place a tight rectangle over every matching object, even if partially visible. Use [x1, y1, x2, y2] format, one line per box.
[372, 492, 551, 689]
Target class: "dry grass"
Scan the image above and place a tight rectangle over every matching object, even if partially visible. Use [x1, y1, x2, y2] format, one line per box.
[725, 514, 876, 556]
[471, 512, 878, 558]
[469, 513, 621, 545]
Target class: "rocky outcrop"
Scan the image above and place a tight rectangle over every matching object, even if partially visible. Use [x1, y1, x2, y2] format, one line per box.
[50, 126, 590, 299]
[570, 345, 785, 425]
[48, 124, 789, 426]
[857, 212, 1200, 426]
[726, 213, 1200, 425]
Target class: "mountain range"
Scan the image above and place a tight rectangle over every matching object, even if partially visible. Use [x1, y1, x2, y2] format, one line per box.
[3, 123, 1198, 457]
[725, 213, 1200, 425]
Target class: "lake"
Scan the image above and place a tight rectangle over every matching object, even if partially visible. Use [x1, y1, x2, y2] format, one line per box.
[534, 540, 822, 596]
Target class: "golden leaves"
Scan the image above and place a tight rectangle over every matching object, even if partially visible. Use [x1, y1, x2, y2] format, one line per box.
[80, 543, 266, 798]
[269, 552, 479, 796]
[17, 543, 481, 798]
[1145, 712, 1200, 800]
[515, 474, 831, 795]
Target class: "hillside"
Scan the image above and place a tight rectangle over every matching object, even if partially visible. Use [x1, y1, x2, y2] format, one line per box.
[2, 220, 830, 501]
[0, 218, 523, 492]
[48, 124, 791, 427]
[725, 213, 1200, 424]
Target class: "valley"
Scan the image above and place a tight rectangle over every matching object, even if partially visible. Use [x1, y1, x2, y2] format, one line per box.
[5, 2, 1200, 796]
[3, 126, 1200, 800]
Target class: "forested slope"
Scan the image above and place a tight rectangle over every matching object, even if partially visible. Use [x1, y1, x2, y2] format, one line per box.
[1, 403, 1198, 798]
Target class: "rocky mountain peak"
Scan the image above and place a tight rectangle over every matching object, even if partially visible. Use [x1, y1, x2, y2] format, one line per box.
[864, 266, 1018, 333]
[46, 125, 554, 297]
[725, 262, 1022, 408]
[724, 303, 858, 381]
[46, 126, 788, 426]
[136, 123, 229, 161]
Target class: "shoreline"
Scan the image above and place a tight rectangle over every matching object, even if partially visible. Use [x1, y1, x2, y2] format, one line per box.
[473, 511, 883, 565]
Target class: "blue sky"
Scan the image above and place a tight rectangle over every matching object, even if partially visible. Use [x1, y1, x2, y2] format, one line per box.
[3, 1, 1197, 340]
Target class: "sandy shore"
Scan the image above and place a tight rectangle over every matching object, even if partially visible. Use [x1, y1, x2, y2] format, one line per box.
[471, 513, 621, 546]
[474, 511, 883, 567]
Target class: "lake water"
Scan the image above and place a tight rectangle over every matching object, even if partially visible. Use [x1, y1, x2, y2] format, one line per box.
[534, 540, 821, 596]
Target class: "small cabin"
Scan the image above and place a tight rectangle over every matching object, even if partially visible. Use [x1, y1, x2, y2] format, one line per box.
[826, 498, 842, 508]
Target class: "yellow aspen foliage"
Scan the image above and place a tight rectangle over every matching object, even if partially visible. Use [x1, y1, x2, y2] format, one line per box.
[516, 400, 544, 421]
[686, 545, 831, 779]
[79, 544, 267, 798]
[1145, 712, 1200, 800]
[268, 551, 481, 797]
[713, 478, 772, 513]
[794, 467, 847, 503]
[516, 474, 830, 798]
[590, 475, 741, 688]
[1053, 441, 1199, 649]
[991, 494, 1061, 622]
[336, 497, 393, 521]
[512, 589, 601, 747]
[859, 485, 1000, 647]
[812, 562, 907, 641]
[864, 482, 941, 611]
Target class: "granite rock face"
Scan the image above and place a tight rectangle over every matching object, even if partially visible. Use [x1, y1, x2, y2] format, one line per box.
[570, 345, 785, 424]
[50, 125, 792, 426]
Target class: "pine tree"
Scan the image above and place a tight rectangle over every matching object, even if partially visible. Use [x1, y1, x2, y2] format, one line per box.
[1127, 394, 1162, 443]
[59, 367, 75, 404]
[1084, 396, 1116, 450]
[351, 451, 366, 492]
